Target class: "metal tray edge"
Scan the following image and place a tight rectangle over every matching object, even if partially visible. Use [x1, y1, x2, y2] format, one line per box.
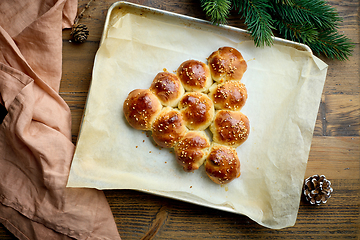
[101, 1, 312, 54]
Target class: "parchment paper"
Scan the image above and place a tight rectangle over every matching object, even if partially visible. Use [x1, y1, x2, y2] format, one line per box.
[67, 4, 328, 229]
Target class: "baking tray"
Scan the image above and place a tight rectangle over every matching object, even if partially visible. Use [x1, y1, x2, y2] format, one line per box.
[96, 0, 313, 203]
[98, 0, 308, 209]
[68, 1, 327, 229]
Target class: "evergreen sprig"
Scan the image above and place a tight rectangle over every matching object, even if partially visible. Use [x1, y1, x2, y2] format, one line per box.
[200, 0, 355, 60]
[235, 0, 275, 47]
[310, 29, 355, 60]
[272, 0, 341, 30]
[200, 0, 231, 24]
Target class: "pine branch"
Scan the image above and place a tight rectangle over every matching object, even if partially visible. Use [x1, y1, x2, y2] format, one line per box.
[200, 0, 231, 24]
[271, 0, 354, 60]
[275, 19, 354, 60]
[271, 0, 341, 30]
[274, 19, 318, 44]
[309, 30, 355, 60]
[200, 0, 355, 60]
[233, 0, 275, 47]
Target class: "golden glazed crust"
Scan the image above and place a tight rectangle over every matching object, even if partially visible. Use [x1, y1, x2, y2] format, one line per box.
[174, 131, 210, 172]
[210, 110, 250, 148]
[204, 144, 241, 184]
[178, 92, 215, 131]
[177, 60, 212, 92]
[123, 46, 249, 185]
[151, 107, 188, 148]
[207, 46, 247, 83]
[150, 71, 185, 107]
[208, 81, 248, 111]
[123, 89, 162, 131]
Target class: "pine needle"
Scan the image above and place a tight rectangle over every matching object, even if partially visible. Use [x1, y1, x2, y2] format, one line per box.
[272, 0, 342, 30]
[234, 0, 275, 47]
[309, 30, 355, 60]
[272, 0, 294, 5]
[274, 19, 318, 44]
[200, 0, 231, 24]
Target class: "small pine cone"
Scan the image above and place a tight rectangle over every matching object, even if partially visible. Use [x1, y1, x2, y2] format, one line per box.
[71, 24, 89, 43]
[303, 174, 333, 205]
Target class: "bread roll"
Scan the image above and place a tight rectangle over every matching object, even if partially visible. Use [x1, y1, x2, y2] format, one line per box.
[210, 110, 250, 148]
[151, 107, 188, 148]
[150, 71, 185, 107]
[178, 92, 215, 131]
[204, 144, 240, 184]
[123, 89, 162, 130]
[177, 60, 212, 92]
[208, 81, 247, 111]
[207, 46, 247, 82]
[174, 131, 211, 172]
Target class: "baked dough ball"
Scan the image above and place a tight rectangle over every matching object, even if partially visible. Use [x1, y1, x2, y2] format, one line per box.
[204, 144, 241, 184]
[210, 110, 250, 148]
[207, 46, 247, 82]
[151, 107, 188, 148]
[208, 80, 248, 111]
[123, 89, 162, 131]
[174, 131, 211, 172]
[177, 60, 212, 92]
[178, 92, 215, 131]
[150, 71, 185, 107]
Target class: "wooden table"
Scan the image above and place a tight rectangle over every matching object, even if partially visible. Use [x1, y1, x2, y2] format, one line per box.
[1, 0, 359, 239]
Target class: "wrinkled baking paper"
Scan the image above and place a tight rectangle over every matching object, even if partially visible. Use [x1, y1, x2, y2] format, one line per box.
[67, 6, 328, 229]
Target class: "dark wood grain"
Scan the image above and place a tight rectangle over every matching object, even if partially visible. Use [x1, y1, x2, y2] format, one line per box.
[105, 179, 359, 239]
[1, 0, 359, 239]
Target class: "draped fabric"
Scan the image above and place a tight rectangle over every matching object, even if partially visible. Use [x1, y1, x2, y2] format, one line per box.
[0, 0, 121, 239]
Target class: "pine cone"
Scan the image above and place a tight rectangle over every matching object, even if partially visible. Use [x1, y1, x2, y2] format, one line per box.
[70, 24, 89, 43]
[303, 175, 333, 205]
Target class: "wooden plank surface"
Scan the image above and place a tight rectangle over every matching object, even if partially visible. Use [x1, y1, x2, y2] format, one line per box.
[1, 0, 359, 239]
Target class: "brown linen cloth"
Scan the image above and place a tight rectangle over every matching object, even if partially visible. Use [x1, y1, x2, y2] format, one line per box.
[0, 0, 121, 239]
